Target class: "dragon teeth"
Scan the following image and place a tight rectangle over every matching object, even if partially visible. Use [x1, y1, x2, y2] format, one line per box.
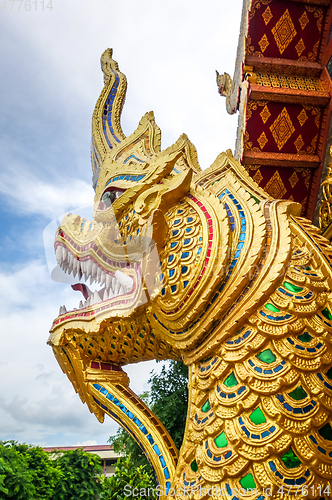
[115, 270, 133, 291]
[86, 260, 93, 276]
[106, 274, 112, 289]
[100, 272, 106, 286]
[56, 246, 135, 311]
[114, 279, 120, 295]
[92, 290, 101, 305]
[59, 305, 67, 315]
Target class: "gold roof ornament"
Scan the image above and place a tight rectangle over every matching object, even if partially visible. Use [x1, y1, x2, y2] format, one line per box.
[319, 146, 332, 238]
[49, 50, 332, 499]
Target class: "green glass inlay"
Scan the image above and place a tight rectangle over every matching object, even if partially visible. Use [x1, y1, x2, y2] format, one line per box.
[249, 407, 266, 425]
[224, 372, 238, 388]
[326, 367, 332, 380]
[280, 448, 301, 469]
[214, 431, 228, 448]
[201, 400, 210, 413]
[297, 332, 313, 343]
[319, 423, 332, 441]
[240, 473, 256, 490]
[190, 460, 198, 473]
[283, 281, 303, 293]
[288, 386, 308, 401]
[245, 190, 260, 204]
[202, 357, 212, 363]
[303, 266, 311, 271]
[322, 308, 332, 321]
[256, 349, 276, 364]
[265, 303, 280, 313]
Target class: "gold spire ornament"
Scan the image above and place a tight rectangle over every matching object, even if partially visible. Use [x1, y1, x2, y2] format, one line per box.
[48, 50, 332, 499]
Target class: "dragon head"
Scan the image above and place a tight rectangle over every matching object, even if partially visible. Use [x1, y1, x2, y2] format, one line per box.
[48, 49, 286, 427]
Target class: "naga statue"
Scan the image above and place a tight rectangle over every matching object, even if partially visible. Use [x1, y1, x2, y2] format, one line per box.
[48, 49, 332, 499]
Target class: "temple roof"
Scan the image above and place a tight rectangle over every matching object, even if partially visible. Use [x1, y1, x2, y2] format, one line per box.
[218, 0, 332, 221]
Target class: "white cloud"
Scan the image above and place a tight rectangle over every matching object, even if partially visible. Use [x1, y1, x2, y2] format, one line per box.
[0, 170, 94, 218]
[0, 259, 165, 446]
[76, 440, 97, 447]
[0, 0, 243, 446]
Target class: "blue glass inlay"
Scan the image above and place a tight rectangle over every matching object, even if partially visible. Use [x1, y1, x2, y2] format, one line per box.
[133, 417, 142, 426]
[153, 444, 161, 455]
[147, 434, 155, 445]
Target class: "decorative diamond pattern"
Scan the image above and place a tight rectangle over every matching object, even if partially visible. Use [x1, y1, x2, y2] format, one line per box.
[258, 34, 270, 53]
[260, 105, 271, 124]
[264, 171, 287, 199]
[257, 131, 269, 150]
[262, 6, 273, 26]
[289, 171, 299, 189]
[253, 169, 263, 185]
[270, 108, 295, 150]
[299, 11, 309, 30]
[297, 109, 308, 127]
[294, 135, 305, 153]
[271, 10, 297, 55]
[295, 38, 305, 57]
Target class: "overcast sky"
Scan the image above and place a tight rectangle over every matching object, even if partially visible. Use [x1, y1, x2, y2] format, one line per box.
[0, 0, 242, 447]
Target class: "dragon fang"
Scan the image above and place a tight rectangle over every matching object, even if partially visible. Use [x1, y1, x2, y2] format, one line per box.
[48, 49, 332, 499]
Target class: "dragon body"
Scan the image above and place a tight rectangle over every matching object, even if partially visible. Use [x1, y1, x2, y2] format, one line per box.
[48, 50, 332, 499]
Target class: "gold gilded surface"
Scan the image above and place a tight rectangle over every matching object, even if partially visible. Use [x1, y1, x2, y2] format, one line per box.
[270, 107, 295, 151]
[255, 73, 324, 91]
[319, 147, 332, 238]
[271, 9, 297, 55]
[49, 51, 332, 499]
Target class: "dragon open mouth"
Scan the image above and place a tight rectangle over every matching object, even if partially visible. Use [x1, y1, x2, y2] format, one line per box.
[54, 242, 137, 318]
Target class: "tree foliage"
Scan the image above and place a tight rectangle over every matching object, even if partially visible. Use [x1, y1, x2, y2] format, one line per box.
[52, 448, 103, 500]
[100, 454, 155, 500]
[0, 442, 102, 500]
[0, 441, 60, 499]
[109, 360, 188, 471]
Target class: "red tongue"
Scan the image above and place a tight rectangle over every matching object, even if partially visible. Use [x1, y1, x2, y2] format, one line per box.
[71, 283, 92, 300]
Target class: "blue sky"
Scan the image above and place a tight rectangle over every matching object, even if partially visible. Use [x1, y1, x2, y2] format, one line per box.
[0, 0, 242, 447]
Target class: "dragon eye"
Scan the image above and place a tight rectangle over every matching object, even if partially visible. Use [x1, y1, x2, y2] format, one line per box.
[100, 188, 125, 209]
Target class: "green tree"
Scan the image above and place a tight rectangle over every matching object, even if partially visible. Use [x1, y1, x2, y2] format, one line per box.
[0, 441, 35, 499]
[52, 448, 103, 500]
[100, 455, 155, 500]
[109, 361, 188, 471]
[25, 445, 61, 499]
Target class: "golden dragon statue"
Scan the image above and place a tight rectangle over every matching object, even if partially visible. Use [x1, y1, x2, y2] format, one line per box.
[48, 49, 332, 499]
